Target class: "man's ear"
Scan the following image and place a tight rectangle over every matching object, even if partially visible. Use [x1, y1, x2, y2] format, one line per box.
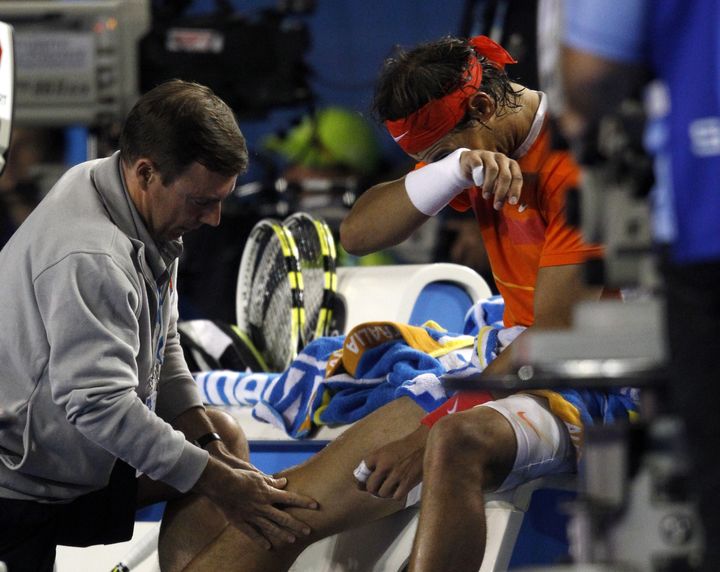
[134, 159, 155, 190]
[467, 92, 496, 123]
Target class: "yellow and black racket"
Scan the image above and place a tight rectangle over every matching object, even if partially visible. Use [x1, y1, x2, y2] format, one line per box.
[315, 218, 338, 338]
[283, 212, 337, 345]
[236, 218, 304, 372]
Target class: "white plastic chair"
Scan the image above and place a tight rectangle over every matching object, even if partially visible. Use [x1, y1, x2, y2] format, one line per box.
[334, 263, 492, 331]
[288, 475, 576, 572]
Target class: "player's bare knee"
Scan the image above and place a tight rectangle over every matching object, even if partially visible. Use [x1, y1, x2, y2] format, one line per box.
[206, 407, 249, 456]
[427, 408, 513, 470]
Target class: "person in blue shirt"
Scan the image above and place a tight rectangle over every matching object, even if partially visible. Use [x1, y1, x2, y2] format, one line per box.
[561, 2, 720, 569]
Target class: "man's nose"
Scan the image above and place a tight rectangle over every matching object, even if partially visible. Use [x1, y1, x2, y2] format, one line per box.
[200, 203, 222, 227]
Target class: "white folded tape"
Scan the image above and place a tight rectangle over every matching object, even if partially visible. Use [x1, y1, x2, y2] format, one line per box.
[405, 483, 422, 508]
[353, 460, 372, 483]
[472, 165, 485, 187]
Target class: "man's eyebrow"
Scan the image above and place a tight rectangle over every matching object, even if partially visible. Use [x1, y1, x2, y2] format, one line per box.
[189, 189, 234, 202]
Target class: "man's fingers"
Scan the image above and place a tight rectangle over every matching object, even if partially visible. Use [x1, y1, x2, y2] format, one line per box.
[508, 162, 524, 206]
[467, 150, 523, 210]
[364, 473, 380, 495]
[267, 487, 319, 510]
[392, 476, 418, 501]
[364, 467, 390, 496]
[480, 157, 500, 200]
[236, 522, 271, 551]
[254, 516, 298, 546]
[262, 505, 312, 537]
[377, 476, 400, 499]
[269, 476, 288, 488]
[491, 158, 514, 209]
[227, 458, 260, 471]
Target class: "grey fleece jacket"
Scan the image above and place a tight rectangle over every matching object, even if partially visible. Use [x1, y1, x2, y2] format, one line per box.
[0, 152, 209, 501]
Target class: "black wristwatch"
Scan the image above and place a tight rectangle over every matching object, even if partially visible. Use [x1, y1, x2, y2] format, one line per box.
[194, 432, 222, 450]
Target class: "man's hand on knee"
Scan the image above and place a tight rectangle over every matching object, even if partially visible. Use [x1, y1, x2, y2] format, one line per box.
[204, 439, 259, 472]
[354, 424, 429, 501]
[193, 456, 319, 550]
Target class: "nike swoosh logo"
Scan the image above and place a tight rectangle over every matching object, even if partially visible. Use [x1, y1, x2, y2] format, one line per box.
[517, 411, 550, 444]
[447, 400, 459, 414]
[392, 130, 410, 142]
[518, 203, 528, 213]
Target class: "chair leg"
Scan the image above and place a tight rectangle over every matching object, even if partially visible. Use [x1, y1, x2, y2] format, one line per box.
[480, 501, 526, 572]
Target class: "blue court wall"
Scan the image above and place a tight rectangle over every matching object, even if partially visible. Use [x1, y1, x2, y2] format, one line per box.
[188, 0, 469, 165]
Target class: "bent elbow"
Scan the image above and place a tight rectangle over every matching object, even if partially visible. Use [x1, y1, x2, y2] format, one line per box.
[339, 216, 368, 256]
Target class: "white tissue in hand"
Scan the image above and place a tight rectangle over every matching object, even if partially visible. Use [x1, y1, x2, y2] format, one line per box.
[472, 165, 485, 187]
[353, 460, 372, 483]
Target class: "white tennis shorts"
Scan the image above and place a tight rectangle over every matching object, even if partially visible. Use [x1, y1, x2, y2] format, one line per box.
[480, 393, 575, 492]
[404, 393, 575, 506]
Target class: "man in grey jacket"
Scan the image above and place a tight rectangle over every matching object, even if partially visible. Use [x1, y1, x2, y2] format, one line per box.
[0, 79, 317, 572]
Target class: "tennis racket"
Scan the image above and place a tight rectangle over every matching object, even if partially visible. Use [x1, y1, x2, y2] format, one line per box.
[236, 218, 304, 372]
[283, 212, 337, 345]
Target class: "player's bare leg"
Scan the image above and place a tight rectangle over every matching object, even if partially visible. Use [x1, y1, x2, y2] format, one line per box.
[159, 397, 426, 571]
[157, 408, 251, 571]
[409, 406, 516, 572]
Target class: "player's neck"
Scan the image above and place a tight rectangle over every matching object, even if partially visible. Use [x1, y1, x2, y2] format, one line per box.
[491, 87, 540, 155]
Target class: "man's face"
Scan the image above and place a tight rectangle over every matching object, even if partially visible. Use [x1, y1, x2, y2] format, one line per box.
[411, 129, 480, 164]
[145, 162, 237, 241]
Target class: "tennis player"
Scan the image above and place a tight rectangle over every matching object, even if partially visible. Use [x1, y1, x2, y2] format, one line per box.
[159, 37, 634, 572]
[0, 80, 317, 572]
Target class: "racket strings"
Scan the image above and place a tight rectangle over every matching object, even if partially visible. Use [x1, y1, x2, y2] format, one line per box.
[242, 223, 302, 372]
[285, 216, 325, 345]
[238, 213, 336, 373]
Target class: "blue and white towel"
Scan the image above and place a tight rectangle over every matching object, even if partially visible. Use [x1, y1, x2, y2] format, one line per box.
[250, 320, 478, 438]
[195, 298, 506, 438]
[194, 295, 639, 449]
[195, 370, 279, 406]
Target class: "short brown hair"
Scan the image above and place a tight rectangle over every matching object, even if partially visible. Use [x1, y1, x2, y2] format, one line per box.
[120, 80, 248, 184]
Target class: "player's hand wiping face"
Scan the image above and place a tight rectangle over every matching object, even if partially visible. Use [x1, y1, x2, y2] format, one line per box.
[458, 149, 523, 211]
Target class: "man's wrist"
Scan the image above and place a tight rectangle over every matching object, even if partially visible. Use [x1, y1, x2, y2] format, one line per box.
[404, 148, 473, 216]
[194, 432, 223, 450]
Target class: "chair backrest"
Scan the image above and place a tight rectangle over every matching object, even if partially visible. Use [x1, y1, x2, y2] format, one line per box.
[334, 263, 492, 333]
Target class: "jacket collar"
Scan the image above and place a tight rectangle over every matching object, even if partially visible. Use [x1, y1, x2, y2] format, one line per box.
[91, 152, 183, 281]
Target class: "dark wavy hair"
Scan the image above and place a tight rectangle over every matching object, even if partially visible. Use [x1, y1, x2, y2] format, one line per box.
[120, 80, 248, 184]
[372, 36, 523, 130]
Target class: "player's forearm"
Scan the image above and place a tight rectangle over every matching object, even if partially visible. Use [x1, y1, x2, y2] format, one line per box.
[483, 334, 522, 377]
[478, 327, 532, 400]
[340, 177, 429, 256]
[171, 405, 215, 442]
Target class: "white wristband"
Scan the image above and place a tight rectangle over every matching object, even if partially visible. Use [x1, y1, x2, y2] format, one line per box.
[404, 148, 474, 216]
